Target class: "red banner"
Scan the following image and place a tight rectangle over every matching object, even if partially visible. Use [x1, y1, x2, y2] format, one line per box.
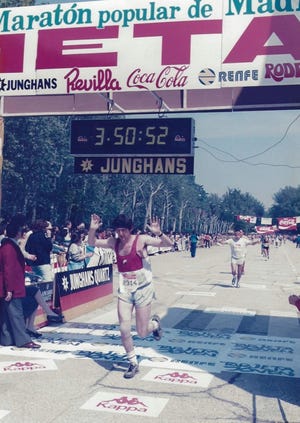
[277, 217, 297, 231]
[255, 226, 277, 235]
[236, 215, 257, 224]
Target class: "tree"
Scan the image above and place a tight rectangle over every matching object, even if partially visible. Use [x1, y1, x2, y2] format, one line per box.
[1, 116, 267, 234]
[269, 185, 300, 217]
[220, 188, 264, 222]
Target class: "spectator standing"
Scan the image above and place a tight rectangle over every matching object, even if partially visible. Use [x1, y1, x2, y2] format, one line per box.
[204, 233, 212, 248]
[62, 220, 72, 247]
[67, 231, 93, 271]
[0, 217, 40, 348]
[25, 219, 54, 282]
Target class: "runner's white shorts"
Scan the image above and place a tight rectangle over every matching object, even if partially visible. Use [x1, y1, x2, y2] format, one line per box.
[231, 257, 245, 266]
[118, 282, 155, 308]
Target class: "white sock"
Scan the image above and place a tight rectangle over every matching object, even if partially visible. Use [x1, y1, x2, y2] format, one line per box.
[127, 350, 138, 365]
[151, 319, 159, 331]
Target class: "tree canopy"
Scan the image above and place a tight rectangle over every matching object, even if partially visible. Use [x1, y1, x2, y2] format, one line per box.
[3, 115, 294, 233]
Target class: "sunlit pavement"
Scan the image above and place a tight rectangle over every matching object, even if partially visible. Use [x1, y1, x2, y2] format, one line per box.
[1, 240, 300, 423]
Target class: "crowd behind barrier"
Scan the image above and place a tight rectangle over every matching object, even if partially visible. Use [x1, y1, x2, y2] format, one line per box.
[6, 216, 297, 285]
[45, 231, 295, 266]
[2, 214, 298, 348]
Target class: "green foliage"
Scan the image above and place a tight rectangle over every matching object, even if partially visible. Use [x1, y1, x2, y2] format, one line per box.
[1, 116, 268, 233]
[269, 185, 300, 217]
[220, 188, 264, 222]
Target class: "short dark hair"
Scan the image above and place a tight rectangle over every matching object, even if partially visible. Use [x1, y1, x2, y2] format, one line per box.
[6, 222, 22, 238]
[6, 214, 26, 238]
[111, 214, 133, 230]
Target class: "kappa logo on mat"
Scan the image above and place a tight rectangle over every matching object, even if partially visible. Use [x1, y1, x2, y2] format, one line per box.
[155, 371, 198, 384]
[81, 391, 168, 417]
[97, 396, 148, 412]
[142, 368, 214, 387]
[0, 359, 57, 373]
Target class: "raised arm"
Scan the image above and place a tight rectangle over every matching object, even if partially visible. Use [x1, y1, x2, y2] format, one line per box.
[145, 217, 173, 248]
[87, 214, 115, 249]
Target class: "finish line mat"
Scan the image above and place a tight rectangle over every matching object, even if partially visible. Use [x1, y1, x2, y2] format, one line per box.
[0, 323, 300, 378]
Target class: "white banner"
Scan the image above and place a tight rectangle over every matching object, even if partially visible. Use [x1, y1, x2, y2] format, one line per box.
[0, 0, 299, 95]
[261, 217, 272, 225]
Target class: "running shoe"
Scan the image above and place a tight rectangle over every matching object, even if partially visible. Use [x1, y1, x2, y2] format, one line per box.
[152, 314, 163, 341]
[123, 363, 139, 379]
[236, 281, 240, 288]
[232, 276, 236, 286]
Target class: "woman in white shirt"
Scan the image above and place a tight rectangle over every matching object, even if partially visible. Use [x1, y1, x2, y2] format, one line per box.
[67, 231, 92, 271]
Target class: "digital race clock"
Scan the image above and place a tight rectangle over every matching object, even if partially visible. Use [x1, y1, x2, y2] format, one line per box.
[71, 118, 194, 156]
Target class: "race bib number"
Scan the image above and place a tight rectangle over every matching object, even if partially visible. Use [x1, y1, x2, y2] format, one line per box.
[122, 273, 138, 293]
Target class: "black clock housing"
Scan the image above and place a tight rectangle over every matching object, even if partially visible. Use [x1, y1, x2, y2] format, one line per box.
[71, 118, 194, 156]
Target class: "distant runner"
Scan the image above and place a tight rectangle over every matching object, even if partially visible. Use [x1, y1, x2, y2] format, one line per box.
[223, 229, 259, 288]
[261, 235, 270, 259]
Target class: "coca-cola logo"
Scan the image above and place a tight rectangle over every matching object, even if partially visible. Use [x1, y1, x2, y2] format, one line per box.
[278, 218, 296, 225]
[127, 65, 189, 90]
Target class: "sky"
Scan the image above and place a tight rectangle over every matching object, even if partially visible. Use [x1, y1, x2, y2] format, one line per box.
[191, 109, 300, 210]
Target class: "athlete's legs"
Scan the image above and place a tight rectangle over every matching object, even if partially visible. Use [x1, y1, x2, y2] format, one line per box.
[231, 262, 237, 277]
[135, 303, 156, 338]
[231, 261, 237, 285]
[118, 298, 141, 378]
[237, 264, 243, 283]
[117, 299, 134, 354]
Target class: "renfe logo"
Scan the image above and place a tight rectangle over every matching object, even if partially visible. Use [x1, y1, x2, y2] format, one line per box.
[0, 15, 299, 74]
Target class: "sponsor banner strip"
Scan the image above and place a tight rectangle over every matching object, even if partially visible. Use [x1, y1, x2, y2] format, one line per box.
[0, 326, 299, 378]
[0, 1, 300, 95]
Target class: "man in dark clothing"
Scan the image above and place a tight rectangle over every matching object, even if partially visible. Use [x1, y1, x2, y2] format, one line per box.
[189, 231, 198, 258]
[25, 219, 54, 282]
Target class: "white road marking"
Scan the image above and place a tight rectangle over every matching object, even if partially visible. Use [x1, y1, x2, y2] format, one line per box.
[176, 291, 216, 296]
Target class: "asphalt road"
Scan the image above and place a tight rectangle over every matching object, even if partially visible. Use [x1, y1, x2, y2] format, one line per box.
[1, 239, 300, 423]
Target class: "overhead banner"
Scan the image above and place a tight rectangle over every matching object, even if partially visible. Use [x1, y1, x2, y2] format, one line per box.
[236, 215, 257, 224]
[255, 225, 277, 235]
[0, 0, 299, 96]
[277, 217, 297, 231]
[74, 156, 194, 174]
